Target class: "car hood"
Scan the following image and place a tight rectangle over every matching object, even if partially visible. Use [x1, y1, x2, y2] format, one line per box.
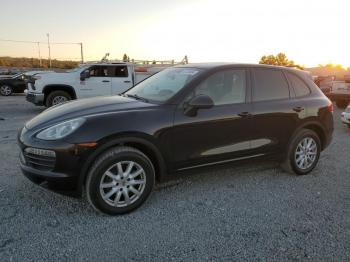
[25, 95, 152, 130]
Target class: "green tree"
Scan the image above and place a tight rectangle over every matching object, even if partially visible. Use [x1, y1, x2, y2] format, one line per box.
[259, 53, 304, 69]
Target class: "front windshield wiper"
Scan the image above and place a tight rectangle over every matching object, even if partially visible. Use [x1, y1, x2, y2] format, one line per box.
[124, 94, 149, 103]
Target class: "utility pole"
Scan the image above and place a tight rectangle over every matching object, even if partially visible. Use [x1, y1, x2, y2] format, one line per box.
[79, 43, 84, 63]
[46, 33, 52, 68]
[37, 42, 42, 67]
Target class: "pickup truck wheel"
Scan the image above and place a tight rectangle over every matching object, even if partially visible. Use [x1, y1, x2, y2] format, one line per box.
[86, 146, 155, 215]
[281, 129, 321, 175]
[336, 100, 348, 108]
[46, 90, 71, 107]
[0, 85, 12, 96]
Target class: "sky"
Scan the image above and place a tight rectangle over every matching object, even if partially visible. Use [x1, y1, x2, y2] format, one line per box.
[0, 0, 349, 67]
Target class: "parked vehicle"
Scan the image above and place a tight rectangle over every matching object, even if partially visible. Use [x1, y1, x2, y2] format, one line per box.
[341, 104, 350, 128]
[18, 63, 334, 215]
[25, 62, 163, 107]
[327, 81, 350, 108]
[0, 73, 28, 96]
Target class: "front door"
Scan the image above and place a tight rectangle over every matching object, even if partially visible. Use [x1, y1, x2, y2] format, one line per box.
[167, 68, 254, 171]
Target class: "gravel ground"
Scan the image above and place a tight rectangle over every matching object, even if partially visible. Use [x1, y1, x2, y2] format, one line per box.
[0, 95, 349, 261]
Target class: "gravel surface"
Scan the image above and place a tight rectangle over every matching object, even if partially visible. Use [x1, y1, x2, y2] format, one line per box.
[0, 95, 349, 261]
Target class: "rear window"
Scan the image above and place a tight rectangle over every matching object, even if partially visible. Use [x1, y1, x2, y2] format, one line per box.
[286, 72, 311, 97]
[253, 69, 290, 102]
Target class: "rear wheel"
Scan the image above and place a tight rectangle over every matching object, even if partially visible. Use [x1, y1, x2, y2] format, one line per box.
[86, 146, 155, 215]
[281, 129, 321, 175]
[0, 85, 12, 96]
[336, 100, 348, 108]
[45, 90, 71, 107]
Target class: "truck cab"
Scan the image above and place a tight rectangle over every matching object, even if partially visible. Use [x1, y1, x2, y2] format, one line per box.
[26, 62, 135, 107]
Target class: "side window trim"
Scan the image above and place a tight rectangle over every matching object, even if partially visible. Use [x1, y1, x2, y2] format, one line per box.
[252, 68, 291, 103]
[285, 71, 312, 98]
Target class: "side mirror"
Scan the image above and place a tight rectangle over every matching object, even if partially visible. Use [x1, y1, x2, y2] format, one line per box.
[184, 94, 214, 116]
[80, 70, 90, 81]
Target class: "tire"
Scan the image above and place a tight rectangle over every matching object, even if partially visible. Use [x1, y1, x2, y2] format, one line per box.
[45, 90, 71, 107]
[281, 129, 321, 175]
[347, 124, 350, 129]
[0, 85, 12, 96]
[86, 146, 155, 215]
[336, 100, 348, 108]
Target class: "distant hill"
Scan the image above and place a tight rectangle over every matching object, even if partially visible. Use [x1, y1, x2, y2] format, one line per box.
[0, 56, 79, 69]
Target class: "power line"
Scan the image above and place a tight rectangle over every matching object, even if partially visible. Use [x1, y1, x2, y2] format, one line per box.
[0, 38, 81, 45]
[0, 37, 84, 65]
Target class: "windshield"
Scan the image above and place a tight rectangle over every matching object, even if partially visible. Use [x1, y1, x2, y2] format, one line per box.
[125, 67, 202, 102]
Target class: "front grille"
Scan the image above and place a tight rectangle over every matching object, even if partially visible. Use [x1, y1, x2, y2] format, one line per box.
[23, 151, 56, 171]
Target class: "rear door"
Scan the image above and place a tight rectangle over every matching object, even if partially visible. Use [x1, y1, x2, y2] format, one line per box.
[250, 68, 300, 155]
[80, 66, 112, 98]
[110, 65, 133, 94]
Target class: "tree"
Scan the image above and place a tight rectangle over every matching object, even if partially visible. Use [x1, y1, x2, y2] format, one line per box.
[259, 53, 304, 69]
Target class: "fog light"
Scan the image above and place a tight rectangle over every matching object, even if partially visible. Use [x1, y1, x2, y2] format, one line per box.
[25, 147, 56, 158]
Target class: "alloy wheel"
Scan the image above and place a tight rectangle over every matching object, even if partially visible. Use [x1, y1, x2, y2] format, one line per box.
[294, 137, 317, 170]
[52, 96, 68, 105]
[99, 161, 146, 207]
[0, 85, 12, 96]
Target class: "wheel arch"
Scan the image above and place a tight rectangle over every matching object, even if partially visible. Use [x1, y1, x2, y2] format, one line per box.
[43, 84, 77, 104]
[293, 121, 327, 150]
[78, 133, 167, 195]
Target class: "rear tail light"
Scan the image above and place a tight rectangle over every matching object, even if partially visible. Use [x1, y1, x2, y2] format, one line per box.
[327, 102, 334, 113]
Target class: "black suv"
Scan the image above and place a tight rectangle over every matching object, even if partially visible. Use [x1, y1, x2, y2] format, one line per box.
[18, 64, 333, 215]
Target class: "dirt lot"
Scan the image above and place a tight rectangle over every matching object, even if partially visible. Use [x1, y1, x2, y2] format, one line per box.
[0, 94, 349, 261]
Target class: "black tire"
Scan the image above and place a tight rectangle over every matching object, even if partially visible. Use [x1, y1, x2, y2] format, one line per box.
[45, 90, 71, 107]
[281, 129, 321, 175]
[0, 85, 13, 96]
[336, 100, 348, 108]
[86, 146, 155, 215]
[347, 124, 350, 129]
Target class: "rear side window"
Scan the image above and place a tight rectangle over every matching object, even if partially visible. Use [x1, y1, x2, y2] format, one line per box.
[113, 66, 128, 77]
[253, 69, 290, 102]
[285, 72, 311, 97]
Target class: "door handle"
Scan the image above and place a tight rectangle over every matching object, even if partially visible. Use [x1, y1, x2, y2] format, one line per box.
[293, 107, 304, 112]
[102, 80, 110, 83]
[124, 80, 131, 83]
[238, 112, 252, 117]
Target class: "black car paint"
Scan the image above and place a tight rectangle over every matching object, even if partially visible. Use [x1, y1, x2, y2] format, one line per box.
[18, 64, 333, 195]
[0, 74, 28, 93]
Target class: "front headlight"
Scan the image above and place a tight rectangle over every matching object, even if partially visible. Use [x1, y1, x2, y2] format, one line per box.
[36, 118, 85, 140]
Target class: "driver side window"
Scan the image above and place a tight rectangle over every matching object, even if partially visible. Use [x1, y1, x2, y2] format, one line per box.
[189, 69, 246, 106]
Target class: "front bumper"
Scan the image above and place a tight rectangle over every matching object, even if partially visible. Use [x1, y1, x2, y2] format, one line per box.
[18, 127, 95, 193]
[26, 92, 44, 106]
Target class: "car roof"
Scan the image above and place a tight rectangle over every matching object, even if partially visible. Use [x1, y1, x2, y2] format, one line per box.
[175, 62, 303, 72]
[174, 62, 310, 79]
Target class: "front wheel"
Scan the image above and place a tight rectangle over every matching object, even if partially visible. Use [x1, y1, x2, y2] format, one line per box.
[281, 129, 321, 175]
[45, 90, 71, 107]
[0, 85, 12, 96]
[86, 146, 155, 215]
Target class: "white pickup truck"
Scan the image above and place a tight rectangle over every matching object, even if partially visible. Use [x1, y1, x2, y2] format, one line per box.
[26, 62, 158, 107]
